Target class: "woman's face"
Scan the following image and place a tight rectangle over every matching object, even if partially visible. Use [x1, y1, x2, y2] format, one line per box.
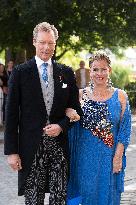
[90, 59, 111, 87]
[0, 64, 4, 73]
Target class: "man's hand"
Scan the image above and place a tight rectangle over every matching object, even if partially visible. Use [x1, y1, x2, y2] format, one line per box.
[43, 124, 63, 137]
[7, 154, 22, 171]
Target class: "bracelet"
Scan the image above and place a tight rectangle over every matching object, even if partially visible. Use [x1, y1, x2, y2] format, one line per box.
[114, 155, 122, 159]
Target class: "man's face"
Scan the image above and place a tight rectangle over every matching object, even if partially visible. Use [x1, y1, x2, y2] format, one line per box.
[80, 61, 85, 69]
[0, 64, 4, 72]
[33, 30, 56, 61]
[8, 61, 14, 69]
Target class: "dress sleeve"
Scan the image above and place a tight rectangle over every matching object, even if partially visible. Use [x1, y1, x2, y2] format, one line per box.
[116, 97, 131, 193]
[117, 98, 131, 150]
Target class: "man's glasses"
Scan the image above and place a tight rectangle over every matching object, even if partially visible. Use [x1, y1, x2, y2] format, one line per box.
[36, 41, 56, 47]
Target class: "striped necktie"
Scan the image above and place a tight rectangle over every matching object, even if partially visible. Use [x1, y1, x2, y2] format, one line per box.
[41, 63, 48, 86]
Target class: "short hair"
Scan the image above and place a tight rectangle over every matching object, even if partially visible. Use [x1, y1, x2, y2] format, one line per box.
[80, 60, 85, 65]
[89, 52, 111, 68]
[33, 22, 59, 41]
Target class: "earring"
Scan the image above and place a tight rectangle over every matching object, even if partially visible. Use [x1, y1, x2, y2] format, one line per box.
[107, 77, 113, 89]
[89, 79, 94, 92]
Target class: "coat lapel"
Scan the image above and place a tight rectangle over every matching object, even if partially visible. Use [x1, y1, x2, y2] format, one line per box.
[28, 59, 64, 120]
[50, 61, 63, 117]
[28, 58, 47, 117]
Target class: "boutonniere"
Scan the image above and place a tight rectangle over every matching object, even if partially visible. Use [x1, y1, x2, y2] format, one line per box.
[58, 68, 67, 88]
[62, 83, 67, 88]
[59, 75, 63, 82]
[58, 74, 67, 88]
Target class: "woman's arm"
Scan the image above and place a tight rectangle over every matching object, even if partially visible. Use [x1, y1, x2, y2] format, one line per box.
[113, 89, 131, 173]
[113, 143, 124, 173]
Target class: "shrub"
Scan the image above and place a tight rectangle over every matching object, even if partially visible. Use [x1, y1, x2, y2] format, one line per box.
[110, 64, 131, 89]
[125, 82, 136, 112]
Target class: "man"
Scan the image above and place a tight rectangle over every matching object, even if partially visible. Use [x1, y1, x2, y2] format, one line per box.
[75, 60, 90, 88]
[6, 60, 14, 79]
[4, 22, 82, 205]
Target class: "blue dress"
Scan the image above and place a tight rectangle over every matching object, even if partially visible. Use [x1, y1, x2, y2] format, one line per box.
[67, 89, 131, 205]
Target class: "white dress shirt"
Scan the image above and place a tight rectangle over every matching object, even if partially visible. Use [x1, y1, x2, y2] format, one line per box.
[35, 55, 52, 79]
[35, 56, 54, 120]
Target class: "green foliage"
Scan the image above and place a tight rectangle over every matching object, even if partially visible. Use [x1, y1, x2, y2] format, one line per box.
[110, 63, 132, 89]
[0, 50, 5, 64]
[0, 0, 136, 60]
[124, 82, 136, 111]
[57, 45, 89, 70]
[57, 49, 80, 70]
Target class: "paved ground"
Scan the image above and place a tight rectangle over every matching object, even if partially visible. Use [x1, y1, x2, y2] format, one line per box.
[120, 115, 136, 205]
[0, 116, 136, 205]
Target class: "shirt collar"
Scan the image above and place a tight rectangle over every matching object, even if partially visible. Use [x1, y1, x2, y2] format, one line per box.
[35, 56, 52, 67]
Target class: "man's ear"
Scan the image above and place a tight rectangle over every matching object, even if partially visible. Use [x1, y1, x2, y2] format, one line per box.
[33, 39, 36, 47]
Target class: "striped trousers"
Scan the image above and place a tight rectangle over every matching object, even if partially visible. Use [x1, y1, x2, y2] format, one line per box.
[24, 135, 68, 205]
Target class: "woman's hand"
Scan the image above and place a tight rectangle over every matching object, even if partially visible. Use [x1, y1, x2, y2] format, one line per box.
[66, 108, 80, 122]
[113, 143, 124, 173]
[113, 155, 122, 173]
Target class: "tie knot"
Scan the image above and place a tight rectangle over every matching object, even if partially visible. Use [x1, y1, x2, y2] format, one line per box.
[42, 63, 48, 70]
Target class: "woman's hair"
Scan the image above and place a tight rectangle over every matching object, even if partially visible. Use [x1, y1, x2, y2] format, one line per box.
[33, 22, 59, 41]
[89, 52, 111, 68]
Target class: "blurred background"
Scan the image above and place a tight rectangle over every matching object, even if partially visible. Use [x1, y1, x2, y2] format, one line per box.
[0, 0, 136, 115]
[0, 1, 136, 204]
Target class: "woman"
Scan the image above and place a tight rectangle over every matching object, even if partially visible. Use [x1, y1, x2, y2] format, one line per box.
[0, 63, 8, 125]
[66, 53, 131, 205]
[0, 63, 7, 125]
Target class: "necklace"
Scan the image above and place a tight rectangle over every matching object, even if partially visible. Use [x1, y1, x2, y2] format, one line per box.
[87, 87, 114, 101]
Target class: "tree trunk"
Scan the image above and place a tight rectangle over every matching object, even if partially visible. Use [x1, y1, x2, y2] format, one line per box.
[26, 45, 35, 60]
[15, 49, 27, 64]
[5, 48, 15, 66]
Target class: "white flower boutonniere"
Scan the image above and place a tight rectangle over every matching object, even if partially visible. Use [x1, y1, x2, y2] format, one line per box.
[62, 83, 67, 88]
